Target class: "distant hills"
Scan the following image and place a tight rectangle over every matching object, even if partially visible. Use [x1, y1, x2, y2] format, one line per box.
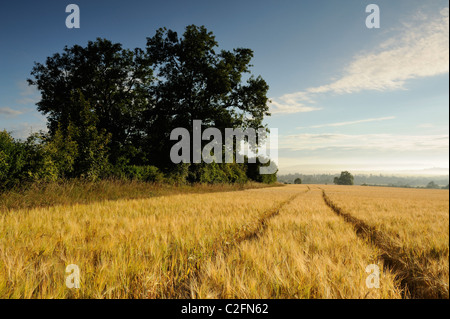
[277, 173, 449, 188]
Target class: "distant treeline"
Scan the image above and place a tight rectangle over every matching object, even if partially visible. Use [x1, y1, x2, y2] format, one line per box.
[278, 173, 450, 188]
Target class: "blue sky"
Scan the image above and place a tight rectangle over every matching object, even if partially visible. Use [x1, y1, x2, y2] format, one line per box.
[0, 0, 448, 174]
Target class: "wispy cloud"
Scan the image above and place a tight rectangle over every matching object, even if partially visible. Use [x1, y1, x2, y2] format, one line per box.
[269, 100, 322, 114]
[279, 133, 449, 152]
[16, 81, 40, 105]
[0, 107, 23, 117]
[270, 7, 449, 114]
[298, 116, 396, 129]
[269, 91, 322, 114]
[0, 82, 40, 119]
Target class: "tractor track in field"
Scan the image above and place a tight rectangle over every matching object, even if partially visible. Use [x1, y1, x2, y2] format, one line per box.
[162, 191, 303, 298]
[321, 189, 448, 299]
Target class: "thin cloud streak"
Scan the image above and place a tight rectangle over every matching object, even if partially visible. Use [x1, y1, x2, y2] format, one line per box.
[298, 116, 396, 129]
[0, 107, 23, 116]
[279, 133, 449, 152]
[16, 81, 41, 105]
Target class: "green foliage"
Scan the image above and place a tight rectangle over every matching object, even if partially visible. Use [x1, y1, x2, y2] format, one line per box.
[44, 124, 78, 178]
[0, 130, 25, 190]
[334, 171, 354, 185]
[28, 26, 270, 171]
[136, 25, 269, 167]
[68, 91, 112, 180]
[28, 38, 152, 164]
[121, 165, 164, 183]
[259, 172, 277, 184]
[246, 157, 278, 184]
[0, 131, 59, 190]
[0, 91, 113, 190]
[1, 25, 275, 190]
[21, 133, 59, 183]
[221, 163, 248, 184]
[166, 163, 191, 184]
[294, 178, 302, 184]
[186, 162, 248, 184]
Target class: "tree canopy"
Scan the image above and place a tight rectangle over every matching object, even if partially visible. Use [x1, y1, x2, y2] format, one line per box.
[28, 25, 270, 167]
[4, 24, 275, 187]
[143, 25, 270, 167]
[28, 38, 152, 164]
[333, 171, 354, 185]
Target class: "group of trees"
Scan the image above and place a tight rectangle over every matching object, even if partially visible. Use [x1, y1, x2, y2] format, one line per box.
[280, 172, 354, 185]
[426, 181, 449, 190]
[1, 25, 277, 191]
[333, 171, 354, 185]
[279, 172, 449, 188]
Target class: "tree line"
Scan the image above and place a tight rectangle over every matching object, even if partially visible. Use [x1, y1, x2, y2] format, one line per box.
[278, 172, 449, 188]
[0, 25, 277, 191]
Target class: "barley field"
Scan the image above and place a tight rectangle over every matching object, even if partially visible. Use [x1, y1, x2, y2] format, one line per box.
[0, 184, 448, 299]
[322, 185, 449, 298]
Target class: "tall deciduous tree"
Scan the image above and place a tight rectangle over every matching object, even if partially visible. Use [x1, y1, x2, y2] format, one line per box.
[144, 25, 270, 168]
[28, 38, 153, 163]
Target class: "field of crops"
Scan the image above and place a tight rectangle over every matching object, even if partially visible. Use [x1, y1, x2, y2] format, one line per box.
[0, 184, 448, 299]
